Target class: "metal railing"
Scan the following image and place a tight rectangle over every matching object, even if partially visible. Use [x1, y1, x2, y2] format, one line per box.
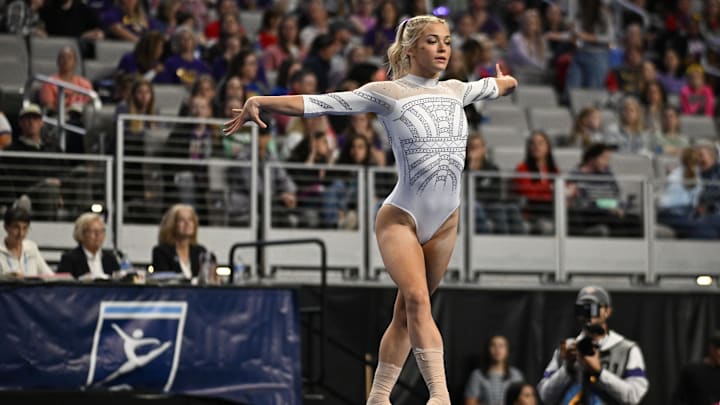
[8, 111, 719, 288]
[0, 150, 113, 261]
[114, 114, 259, 265]
[23, 73, 102, 152]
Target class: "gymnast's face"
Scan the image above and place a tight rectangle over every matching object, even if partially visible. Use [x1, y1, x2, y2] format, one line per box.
[408, 22, 451, 78]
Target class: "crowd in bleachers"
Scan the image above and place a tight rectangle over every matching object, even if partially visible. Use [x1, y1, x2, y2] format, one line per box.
[0, 0, 720, 237]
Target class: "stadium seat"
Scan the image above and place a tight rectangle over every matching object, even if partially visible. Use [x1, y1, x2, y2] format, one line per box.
[679, 115, 717, 141]
[481, 125, 525, 149]
[0, 56, 28, 89]
[240, 11, 263, 38]
[31, 59, 59, 76]
[490, 146, 524, 172]
[569, 88, 610, 115]
[654, 154, 680, 177]
[30, 36, 82, 65]
[482, 104, 529, 135]
[515, 84, 558, 108]
[512, 66, 548, 85]
[527, 106, 573, 145]
[153, 84, 187, 115]
[0, 34, 28, 69]
[95, 40, 134, 64]
[612, 153, 654, 177]
[83, 60, 116, 81]
[600, 108, 619, 130]
[553, 148, 582, 172]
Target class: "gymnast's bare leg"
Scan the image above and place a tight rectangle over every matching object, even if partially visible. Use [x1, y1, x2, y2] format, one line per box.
[366, 204, 458, 405]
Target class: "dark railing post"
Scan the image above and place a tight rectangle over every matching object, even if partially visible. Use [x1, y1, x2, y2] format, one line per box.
[229, 238, 327, 387]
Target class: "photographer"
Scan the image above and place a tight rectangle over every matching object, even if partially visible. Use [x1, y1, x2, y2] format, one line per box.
[537, 286, 648, 405]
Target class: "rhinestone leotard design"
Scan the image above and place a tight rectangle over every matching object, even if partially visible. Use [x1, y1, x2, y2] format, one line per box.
[303, 75, 499, 244]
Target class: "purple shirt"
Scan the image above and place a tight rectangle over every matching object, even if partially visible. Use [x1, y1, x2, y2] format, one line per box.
[156, 55, 210, 84]
[117, 52, 139, 74]
[657, 73, 686, 95]
[102, 6, 160, 38]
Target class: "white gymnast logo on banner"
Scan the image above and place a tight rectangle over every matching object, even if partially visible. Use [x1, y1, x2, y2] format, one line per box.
[86, 301, 187, 391]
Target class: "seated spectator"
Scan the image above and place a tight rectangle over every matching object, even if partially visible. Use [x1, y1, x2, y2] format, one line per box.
[607, 96, 651, 154]
[339, 113, 387, 167]
[657, 147, 715, 239]
[204, 0, 243, 41]
[680, 65, 715, 117]
[270, 58, 303, 96]
[282, 114, 335, 161]
[569, 106, 605, 149]
[654, 106, 689, 157]
[567, 143, 643, 237]
[513, 131, 559, 235]
[473, 37, 511, 79]
[214, 75, 246, 118]
[58, 212, 120, 279]
[264, 15, 302, 72]
[300, 0, 330, 51]
[363, 0, 398, 57]
[641, 80, 667, 133]
[696, 142, 720, 235]
[155, 27, 210, 85]
[225, 50, 266, 98]
[210, 33, 243, 82]
[287, 130, 336, 228]
[102, 0, 160, 42]
[5, 0, 47, 36]
[0, 207, 53, 278]
[504, 382, 538, 405]
[204, 13, 249, 64]
[0, 111, 11, 150]
[115, 78, 157, 139]
[450, 14, 482, 49]
[179, 74, 217, 117]
[349, 0, 376, 37]
[226, 115, 299, 227]
[40, 0, 104, 40]
[467, 0, 507, 49]
[326, 134, 377, 229]
[151, 204, 207, 278]
[3, 104, 64, 218]
[155, 0, 195, 38]
[700, 0, 720, 38]
[673, 330, 720, 405]
[176, 0, 208, 34]
[507, 9, 548, 71]
[39, 46, 94, 113]
[256, 8, 281, 49]
[466, 133, 526, 235]
[606, 46, 644, 96]
[464, 335, 524, 405]
[657, 48, 686, 96]
[116, 31, 166, 81]
[163, 95, 219, 215]
[303, 33, 340, 93]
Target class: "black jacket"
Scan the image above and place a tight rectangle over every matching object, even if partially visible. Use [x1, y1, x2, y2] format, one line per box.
[151, 243, 207, 277]
[58, 245, 121, 279]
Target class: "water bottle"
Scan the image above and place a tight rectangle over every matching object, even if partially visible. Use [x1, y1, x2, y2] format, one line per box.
[232, 257, 246, 285]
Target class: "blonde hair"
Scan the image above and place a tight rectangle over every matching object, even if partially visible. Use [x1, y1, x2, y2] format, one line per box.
[158, 204, 199, 245]
[73, 213, 105, 243]
[387, 15, 447, 79]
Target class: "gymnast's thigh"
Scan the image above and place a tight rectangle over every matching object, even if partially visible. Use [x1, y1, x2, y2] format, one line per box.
[375, 205, 428, 291]
[423, 208, 459, 293]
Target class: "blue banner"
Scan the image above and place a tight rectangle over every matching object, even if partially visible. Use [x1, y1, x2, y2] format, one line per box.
[0, 284, 302, 405]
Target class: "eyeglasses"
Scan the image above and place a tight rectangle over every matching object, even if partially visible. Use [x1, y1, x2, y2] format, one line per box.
[85, 229, 106, 235]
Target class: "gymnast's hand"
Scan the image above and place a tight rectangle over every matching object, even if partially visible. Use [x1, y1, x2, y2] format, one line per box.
[495, 63, 518, 96]
[223, 97, 267, 135]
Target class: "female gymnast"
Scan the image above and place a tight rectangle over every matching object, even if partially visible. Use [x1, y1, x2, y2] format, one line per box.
[225, 15, 517, 405]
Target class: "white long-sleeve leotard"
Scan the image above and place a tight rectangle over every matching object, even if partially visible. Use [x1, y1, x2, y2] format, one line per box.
[303, 74, 499, 243]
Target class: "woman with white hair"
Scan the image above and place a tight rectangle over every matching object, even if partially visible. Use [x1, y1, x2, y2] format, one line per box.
[58, 213, 120, 279]
[156, 26, 210, 84]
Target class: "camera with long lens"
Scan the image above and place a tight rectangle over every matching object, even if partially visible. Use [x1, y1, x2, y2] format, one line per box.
[574, 301, 604, 356]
